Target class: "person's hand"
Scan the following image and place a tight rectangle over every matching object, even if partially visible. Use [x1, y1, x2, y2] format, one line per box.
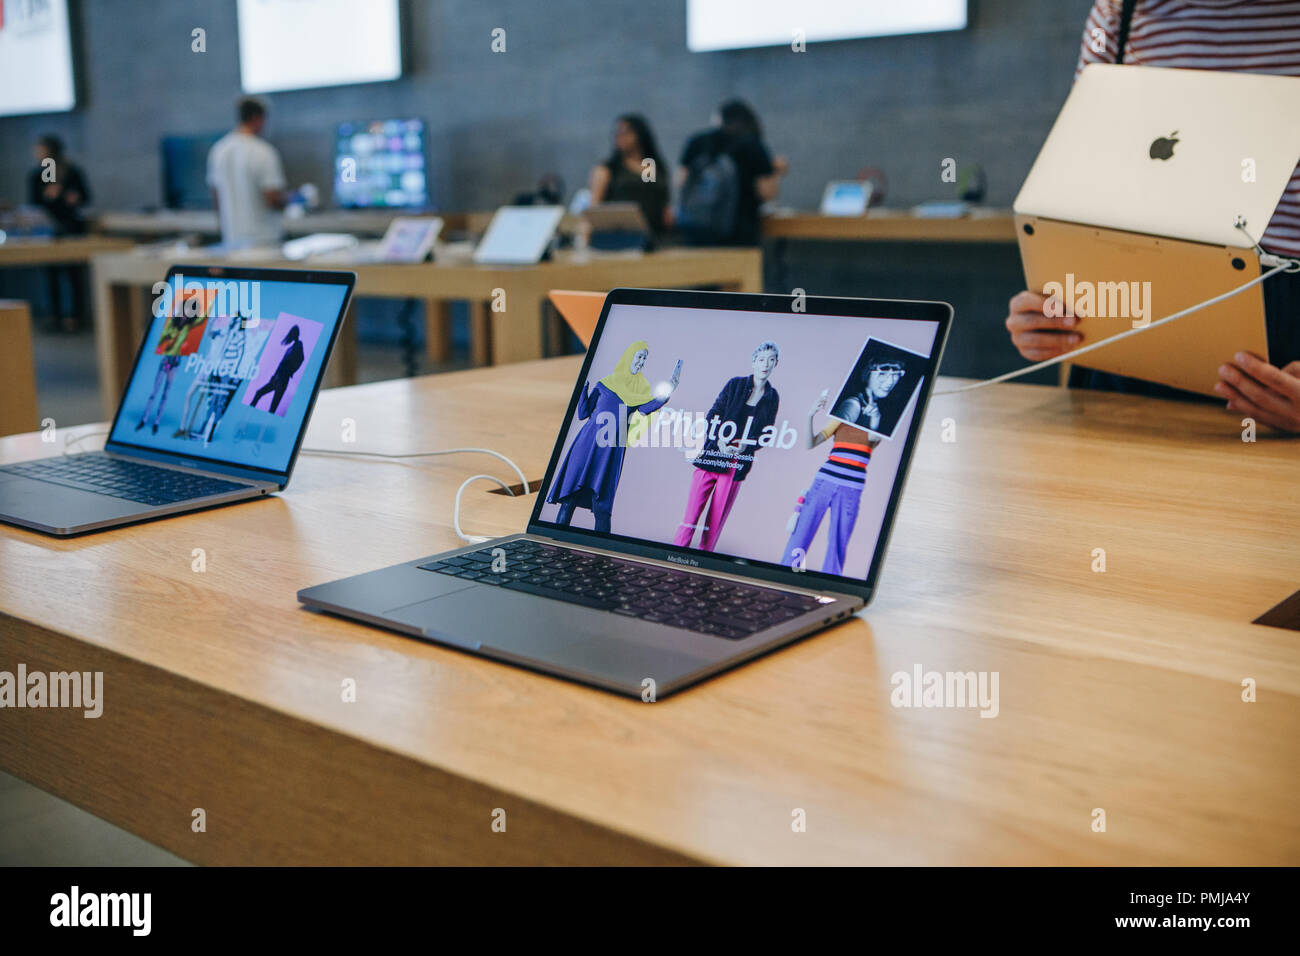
[810, 389, 828, 415]
[43, 183, 62, 201]
[1214, 353, 1300, 433]
[1005, 290, 1084, 362]
[65, 190, 82, 205]
[865, 398, 881, 431]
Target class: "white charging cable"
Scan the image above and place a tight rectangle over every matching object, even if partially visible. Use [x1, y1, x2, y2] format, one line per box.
[301, 446, 529, 495]
[934, 223, 1300, 397]
[301, 445, 531, 544]
[62, 427, 110, 455]
[452, 474, 515, 544]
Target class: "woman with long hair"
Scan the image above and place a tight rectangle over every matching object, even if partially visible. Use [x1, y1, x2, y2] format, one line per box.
[588, 113, 671, 235]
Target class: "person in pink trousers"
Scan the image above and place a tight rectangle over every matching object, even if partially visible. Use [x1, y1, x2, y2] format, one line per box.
[673, 341, 781, 551]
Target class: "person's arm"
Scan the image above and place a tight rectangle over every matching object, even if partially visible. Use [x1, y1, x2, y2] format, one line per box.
[63, 167, 87, 208]
[259, 146, 289, 211]
[833, 396, 863, 426]
[807, 391, 835, 449]
[1003, 1, 1116, 361]
[1075, 0, 1120, 77]
[206, 147, 223, 218]
[576, 381, 597, 420]
[755, 157, 787, 202]
[588, 164, 611, 204]
[1215, 352, 1300, 433]
[750, 142, 783, 202]
[635, 359, 683, 414]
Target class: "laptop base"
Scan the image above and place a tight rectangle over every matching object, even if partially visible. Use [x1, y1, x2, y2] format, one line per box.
[299, 534, 863, 699]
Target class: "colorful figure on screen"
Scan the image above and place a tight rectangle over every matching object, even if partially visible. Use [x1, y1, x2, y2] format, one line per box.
[174, 319, 225, 438]
[833, 359, 905, 433]
[780, 389, 879, 576]
[673, 340, 781, 551]
[250, 324, 305, 415]
[135, 311, 203, 436]
[194, 318, 249, 444]
[547, 340, 682, 534]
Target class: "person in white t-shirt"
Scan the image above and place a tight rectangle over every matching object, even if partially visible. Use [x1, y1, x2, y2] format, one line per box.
[206, 97, 288, 248]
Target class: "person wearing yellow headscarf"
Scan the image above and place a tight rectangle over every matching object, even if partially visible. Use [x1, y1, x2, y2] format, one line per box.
[546, 340, 682, 534]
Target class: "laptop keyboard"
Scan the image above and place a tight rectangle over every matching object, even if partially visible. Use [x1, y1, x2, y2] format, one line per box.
[1, 453, 250, 507]
[418, 539, 829, 639]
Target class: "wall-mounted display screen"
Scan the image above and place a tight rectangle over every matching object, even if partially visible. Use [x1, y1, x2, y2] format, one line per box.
[333, 119, 427, 209]
[0, 0, 76, 116]
[686, 0, 967, 52]
[237, 0, 401, 94]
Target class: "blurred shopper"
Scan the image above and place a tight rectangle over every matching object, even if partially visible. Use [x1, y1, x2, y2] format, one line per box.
[676, 99, 787, 246]
[27, 134, 91, 331]
[588, 113, 671, 235]
[207, 97, 288, 248]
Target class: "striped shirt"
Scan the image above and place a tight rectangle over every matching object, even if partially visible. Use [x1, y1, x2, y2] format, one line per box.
[1076, 0, 1300, 256]
[817, 441, 871, 487]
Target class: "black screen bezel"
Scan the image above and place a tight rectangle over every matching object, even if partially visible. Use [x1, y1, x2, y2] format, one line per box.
[526, 288, 953, 604]
[104, 263, 355, 488]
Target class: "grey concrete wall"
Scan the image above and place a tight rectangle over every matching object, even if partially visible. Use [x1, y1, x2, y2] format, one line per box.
[0, 0, 1096, 213]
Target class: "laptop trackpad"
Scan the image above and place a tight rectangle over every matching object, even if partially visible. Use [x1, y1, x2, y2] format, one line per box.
[0, 475, 147, 529]
[384, 586, 707, 686]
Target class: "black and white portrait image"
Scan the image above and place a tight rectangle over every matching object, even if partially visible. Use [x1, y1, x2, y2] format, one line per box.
[828, 337, 928, 439]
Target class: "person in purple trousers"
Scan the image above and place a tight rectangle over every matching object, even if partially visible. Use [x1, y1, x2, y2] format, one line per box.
[781, 389, 882, 576]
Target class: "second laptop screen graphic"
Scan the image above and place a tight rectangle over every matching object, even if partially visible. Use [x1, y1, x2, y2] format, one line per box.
[540, 303, 940, 582]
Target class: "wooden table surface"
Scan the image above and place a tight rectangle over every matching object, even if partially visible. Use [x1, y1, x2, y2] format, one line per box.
[90, 246, 761, 416]
[0, 235, 134, 266]
[763, 208, 1017, 242]
[94, 209, 415, 240]
[1, 359, 1297, 865]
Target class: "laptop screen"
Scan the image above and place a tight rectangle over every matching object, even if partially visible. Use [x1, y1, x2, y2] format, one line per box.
[534, 300, 944, 588]
[108, 271, 349, 475]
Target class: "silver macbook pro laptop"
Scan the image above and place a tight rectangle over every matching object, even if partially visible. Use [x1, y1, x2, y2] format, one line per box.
[0, 264, 355, 536]
[299, 288, 951, 698]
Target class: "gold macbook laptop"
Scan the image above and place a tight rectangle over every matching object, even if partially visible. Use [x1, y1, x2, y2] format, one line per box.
[1013, 65, 1300, 395]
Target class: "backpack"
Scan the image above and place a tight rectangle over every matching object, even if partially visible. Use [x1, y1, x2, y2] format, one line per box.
[675, 140, 739, 244]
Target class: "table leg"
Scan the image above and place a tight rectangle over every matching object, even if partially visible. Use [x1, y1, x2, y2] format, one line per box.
[488, 282, 544, 365]
[94, 277, 144, 418]
[324, 300, 358, 388]
[468, 300, 491, 367]
[425, 298, 454, 366]
[0, 301, 38, 437]
[543, 299, 565, 358]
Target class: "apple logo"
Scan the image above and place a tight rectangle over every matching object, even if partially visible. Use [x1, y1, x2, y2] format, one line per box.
[1149, 131, 1179, 161]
